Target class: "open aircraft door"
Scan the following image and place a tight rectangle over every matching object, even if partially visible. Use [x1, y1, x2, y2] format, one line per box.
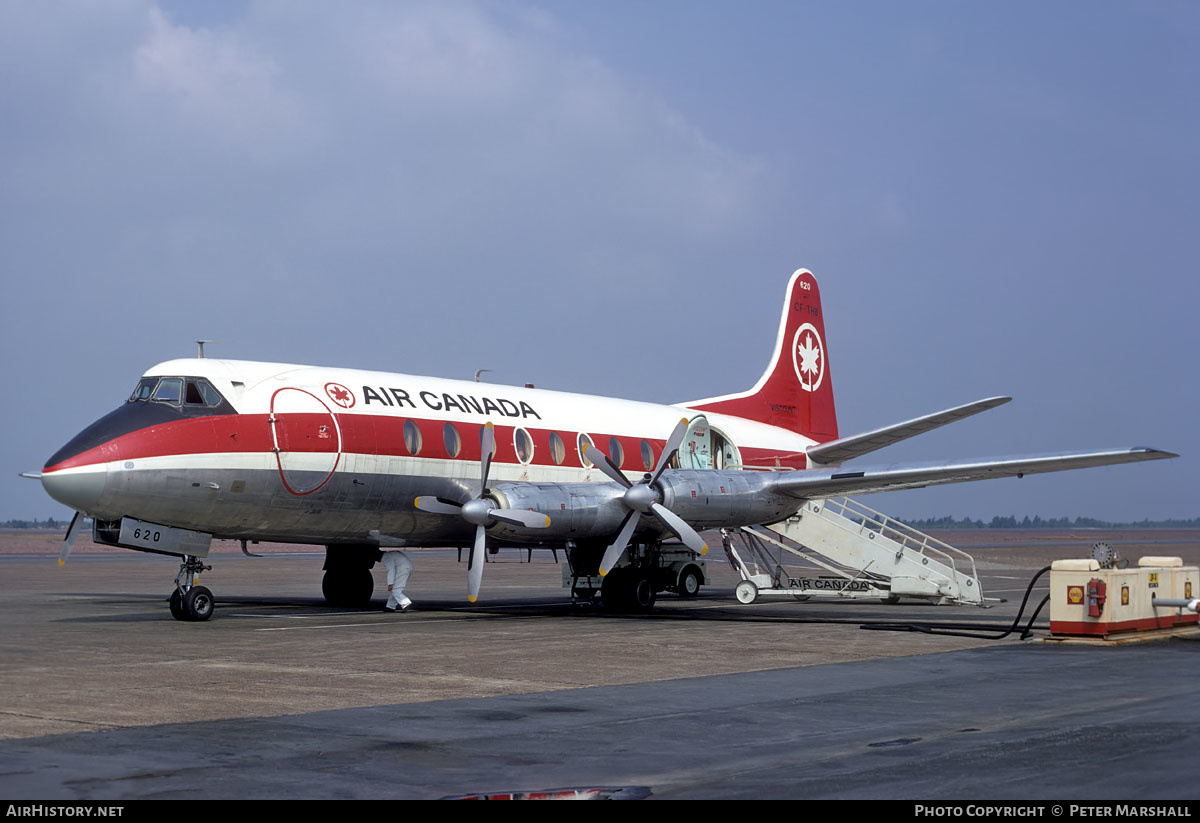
[269, 387, 342, 495]
[676, 415, 742, 470]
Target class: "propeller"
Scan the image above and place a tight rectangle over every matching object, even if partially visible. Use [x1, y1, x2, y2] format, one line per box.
[414, 422, 550, 602]
[58, 511, 85, 566]
[584, 418, 709, 577]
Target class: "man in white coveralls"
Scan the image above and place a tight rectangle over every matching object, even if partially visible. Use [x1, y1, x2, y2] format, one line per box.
[380, 549, 413, 612]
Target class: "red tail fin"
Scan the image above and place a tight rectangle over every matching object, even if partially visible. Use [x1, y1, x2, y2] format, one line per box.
[685, 269, 838, 441]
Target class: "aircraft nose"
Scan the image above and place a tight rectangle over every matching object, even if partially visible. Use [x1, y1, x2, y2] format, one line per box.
[41, 469, 105, 513]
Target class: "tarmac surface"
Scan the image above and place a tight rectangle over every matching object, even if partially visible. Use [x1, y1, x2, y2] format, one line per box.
[1, 530, 1198, 800]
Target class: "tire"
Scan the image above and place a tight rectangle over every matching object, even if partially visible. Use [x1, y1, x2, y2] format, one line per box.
[677, 566, 702, 598]
[629, 576, 657, 613]
[169, 589, 186, 621]
[322, 568, 374, 607]
[735, 580, 758, 604]
[183, 586, 214, 621]
[600, 570, 628, 611]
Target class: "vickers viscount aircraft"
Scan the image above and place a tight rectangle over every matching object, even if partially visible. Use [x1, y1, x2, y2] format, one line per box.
[36, 269, 1175, 620]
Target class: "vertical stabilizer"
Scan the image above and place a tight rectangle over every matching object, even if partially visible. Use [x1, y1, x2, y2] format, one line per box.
[683, 269, 838, 441]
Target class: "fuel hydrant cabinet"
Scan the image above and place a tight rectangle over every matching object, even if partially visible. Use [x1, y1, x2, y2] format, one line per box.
[1049, 557, 1198, 638]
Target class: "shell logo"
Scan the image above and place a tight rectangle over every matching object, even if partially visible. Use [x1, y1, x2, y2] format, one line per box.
[1067, 585, 1084, 605]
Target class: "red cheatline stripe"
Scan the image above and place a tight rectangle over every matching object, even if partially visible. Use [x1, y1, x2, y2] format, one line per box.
[43, 412, 810, 473]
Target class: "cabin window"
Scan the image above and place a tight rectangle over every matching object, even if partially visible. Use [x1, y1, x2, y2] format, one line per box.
[640, 439, 655, 471]
[548, 432, 566, 465]
[403, 420, 422, 456]
[514, 428, 533, 464]
[608, 437, 624, 469]
[577, 433, 594, 468]
[443, 423, 461, 458]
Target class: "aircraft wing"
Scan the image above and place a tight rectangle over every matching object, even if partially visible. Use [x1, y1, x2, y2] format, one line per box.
[805, 396, 1011, 466]
[769, 447, 1177, 500]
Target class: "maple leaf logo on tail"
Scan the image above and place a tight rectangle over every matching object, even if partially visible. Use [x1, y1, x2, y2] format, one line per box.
[791, 323, 825, 392]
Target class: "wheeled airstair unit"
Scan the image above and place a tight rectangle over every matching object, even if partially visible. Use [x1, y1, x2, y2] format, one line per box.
[725, 497, 989, 607]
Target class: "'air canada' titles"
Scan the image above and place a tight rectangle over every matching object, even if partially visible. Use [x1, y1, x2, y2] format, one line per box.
[361, 386, 541, 419]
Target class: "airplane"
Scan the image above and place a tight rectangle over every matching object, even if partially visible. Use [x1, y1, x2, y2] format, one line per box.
[34, 269, 1176, 621]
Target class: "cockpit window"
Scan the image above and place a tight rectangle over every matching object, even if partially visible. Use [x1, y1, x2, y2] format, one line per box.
[129, 377, 158, 402]
[152, 378, 183, 404]
[185, 378, 224, 406]
[129, 376, 228, 408]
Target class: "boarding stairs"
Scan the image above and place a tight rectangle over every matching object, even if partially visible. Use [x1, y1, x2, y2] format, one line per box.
[725, 497, 988, 606]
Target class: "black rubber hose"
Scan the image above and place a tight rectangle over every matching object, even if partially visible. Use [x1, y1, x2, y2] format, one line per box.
[860, 565, 1053, 639]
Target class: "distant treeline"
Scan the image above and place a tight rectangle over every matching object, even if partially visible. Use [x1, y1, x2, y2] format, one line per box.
[907, 515, 1200, 530]
[2, 518, 67, 529]
[4, 515, 1200, 531]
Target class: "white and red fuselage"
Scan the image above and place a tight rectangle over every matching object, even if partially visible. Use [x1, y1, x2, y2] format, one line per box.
[39, 268, 1173, 553]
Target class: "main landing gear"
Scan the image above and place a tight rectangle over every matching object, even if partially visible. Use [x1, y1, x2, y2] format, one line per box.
[600, 568, 658, 613]
[321, 545, 377, 608]
[170, 555, 214, 622]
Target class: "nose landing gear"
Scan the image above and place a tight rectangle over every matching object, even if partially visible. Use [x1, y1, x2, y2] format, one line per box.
[170, 555, 214, 621]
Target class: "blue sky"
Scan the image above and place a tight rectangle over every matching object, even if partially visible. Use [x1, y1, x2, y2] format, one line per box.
[2, 1, 1195, 522]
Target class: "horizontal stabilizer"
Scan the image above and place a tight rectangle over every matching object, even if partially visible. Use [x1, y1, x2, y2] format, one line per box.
[805, 396, 1011, 465]
[772, 447, 1177, 500]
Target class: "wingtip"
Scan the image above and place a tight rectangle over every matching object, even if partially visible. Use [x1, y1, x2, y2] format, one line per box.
[1136, 447, 1180, 459]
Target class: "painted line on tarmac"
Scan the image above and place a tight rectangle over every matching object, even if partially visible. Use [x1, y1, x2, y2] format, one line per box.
[227, 611, 376, 619]
[252, 615, 541, 631]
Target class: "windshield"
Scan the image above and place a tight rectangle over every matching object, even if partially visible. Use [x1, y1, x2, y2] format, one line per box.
[128, 376, 227, 407]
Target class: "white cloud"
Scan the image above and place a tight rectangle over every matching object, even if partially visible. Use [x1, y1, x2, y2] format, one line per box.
[131, 7, 312, 158]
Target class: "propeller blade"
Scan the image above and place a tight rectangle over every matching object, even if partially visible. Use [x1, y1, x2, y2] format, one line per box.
[58, 511, 83, 567]
[598, 510, 641, 576]
[650, 417, 690, 486]
[480, 421, 496, 490]
[649, 502, 708, 555]
[585, 443, 632, 488]
[414, 496, 463, 516]
[489, 508, 551, 529]
[467, 525, 486, 602]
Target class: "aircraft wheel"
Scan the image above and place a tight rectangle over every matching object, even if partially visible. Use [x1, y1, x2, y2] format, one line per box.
[735, 580, 758, 604]
[629, 576, 657, 613]
[322, 568, 374, 607]
[880, 595, 901, 605]
[792, 594, 811, 602]
[169, 589, 186, 620]
[600, 570, 628, 611]
[677, 565, 702, 598]
[182, 586, 214, 622]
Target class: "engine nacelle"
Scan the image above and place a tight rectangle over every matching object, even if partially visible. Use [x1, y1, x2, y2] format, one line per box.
[486, 469, 801, 543]
[487, 482, 628, 541]
[656, 470, 799, 528]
